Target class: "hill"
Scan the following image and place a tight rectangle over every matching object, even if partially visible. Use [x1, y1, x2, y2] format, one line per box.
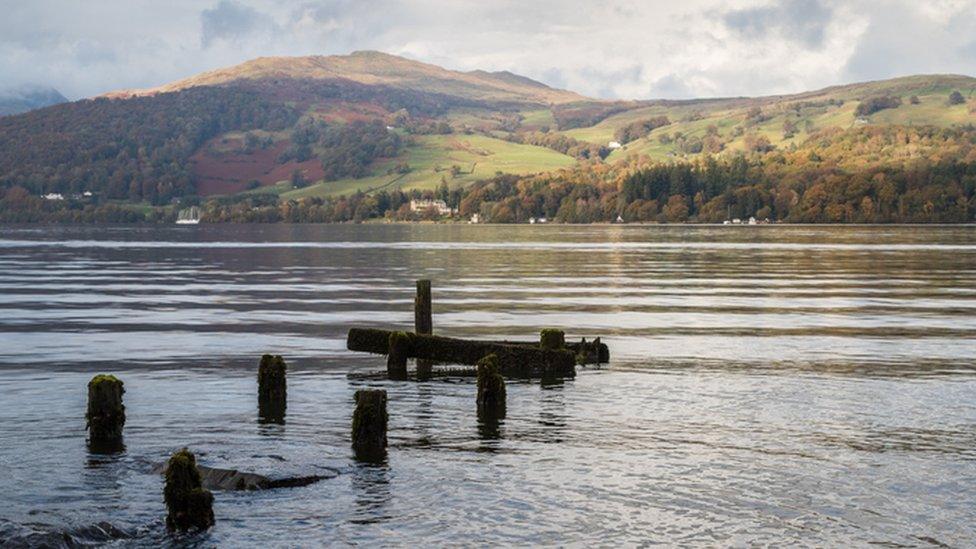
[106, 51, 583, 105]
[0, 85, 67, 116]
[0, 52, 974, 217]
[567, 74, 976, 162]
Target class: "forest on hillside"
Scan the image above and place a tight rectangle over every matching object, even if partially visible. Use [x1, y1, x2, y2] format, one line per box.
[0, 80, 486, 205]
[4, 125, 974, 224]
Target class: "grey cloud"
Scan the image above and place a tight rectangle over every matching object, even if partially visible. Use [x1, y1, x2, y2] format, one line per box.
[539, 68, 569, 91]
[724, 0, 833, 48]
[647, 74, 696, 99]
[73, 41, 118, 67]
[842, 1, 976, 83]
[1, 1, 975, 101]
[577, 65, 644, 98]
[201, 0, 278, 48]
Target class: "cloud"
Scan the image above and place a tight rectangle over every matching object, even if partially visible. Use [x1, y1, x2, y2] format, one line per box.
[842, 0, 976, 82]
[0, 0, 974, 101]
[724, 0, 834, 48]
[200, 0, 278, 48]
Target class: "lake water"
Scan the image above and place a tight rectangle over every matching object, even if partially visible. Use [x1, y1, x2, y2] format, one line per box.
[0, 224, 974, 546]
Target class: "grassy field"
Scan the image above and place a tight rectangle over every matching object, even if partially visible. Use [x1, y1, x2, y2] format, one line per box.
[599, 91, 975, 161]
[280, 133, 575, 199]
[229, 74, 976, 199]
[518, 108, 558, 130]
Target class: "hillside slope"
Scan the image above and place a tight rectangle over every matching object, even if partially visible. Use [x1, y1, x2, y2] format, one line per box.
[0, 85, 67, 116]
[0, 53, 974, 207]
[106, 51, 583, 105]
[562, 74, 976, 161]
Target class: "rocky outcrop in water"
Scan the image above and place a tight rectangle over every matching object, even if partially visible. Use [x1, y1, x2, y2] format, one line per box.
[152, 461, 333, 491]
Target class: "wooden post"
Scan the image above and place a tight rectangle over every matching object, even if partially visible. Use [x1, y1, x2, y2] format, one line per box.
[540, 329, 565, 350]
[352, 389, 388, 462]
[164, 448, 215, 531]
[415, 279, 433, 380]
[387, 332, 410, 380]
[86, 374, 125, 451]
[476, 354, 506, 416]
[258, 354, 287, 423]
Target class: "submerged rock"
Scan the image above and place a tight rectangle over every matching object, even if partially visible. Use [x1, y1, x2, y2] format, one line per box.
[0, 520, 132, 548]
[152, 462, 332, 491]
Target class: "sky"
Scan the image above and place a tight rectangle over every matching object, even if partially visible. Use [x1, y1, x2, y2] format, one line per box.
[2, 0, 976, 100]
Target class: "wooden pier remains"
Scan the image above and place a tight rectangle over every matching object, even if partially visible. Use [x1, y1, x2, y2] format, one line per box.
[346, 280, 610, 379]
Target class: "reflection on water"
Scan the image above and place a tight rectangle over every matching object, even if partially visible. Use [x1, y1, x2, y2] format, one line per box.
[350, 462, 392, 525]
[0, 224, 974, 546]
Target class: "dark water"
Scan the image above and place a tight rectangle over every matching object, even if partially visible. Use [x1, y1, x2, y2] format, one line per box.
[0, 224, 974, 546]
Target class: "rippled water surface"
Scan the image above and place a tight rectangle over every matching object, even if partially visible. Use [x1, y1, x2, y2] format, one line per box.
[0, 224, 974, 546]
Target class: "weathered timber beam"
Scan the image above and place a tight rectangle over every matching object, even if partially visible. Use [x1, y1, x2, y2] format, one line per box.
[346, 328, 610, 366]
[347, 328, 577, 378]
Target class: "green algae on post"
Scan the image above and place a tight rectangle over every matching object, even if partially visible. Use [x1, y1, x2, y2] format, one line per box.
[86, 374, 125, 448]
[540, 329, 565, 350]
[352, 389, 388, 462]
[476, 354, 506, 416]
[164, 448, 215, 531]
[258, 354, 287, 423]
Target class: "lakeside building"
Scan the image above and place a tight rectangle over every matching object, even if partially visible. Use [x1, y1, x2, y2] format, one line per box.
[410, 199, 455, 216]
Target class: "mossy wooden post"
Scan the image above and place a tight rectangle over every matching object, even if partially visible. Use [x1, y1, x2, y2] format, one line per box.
[164, 448, 215, 531]
[576, 337, 604, 365]
[476, 354, 506, 417]
[258, 354, 287, 423]
[540, 329, 565, 350]
[352, 389, 388, 462]
[86, 374, 125, 450]
[387, 331, 410, 381]
[414, 279, 433, 380]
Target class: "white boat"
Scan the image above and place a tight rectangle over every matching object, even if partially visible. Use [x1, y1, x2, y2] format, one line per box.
[176, 206, 200, 225]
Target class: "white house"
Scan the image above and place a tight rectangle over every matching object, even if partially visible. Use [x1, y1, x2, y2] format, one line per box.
[608, 141, 622, 149]
[410, 199, 454, 216]
[43, 193, 64, 200]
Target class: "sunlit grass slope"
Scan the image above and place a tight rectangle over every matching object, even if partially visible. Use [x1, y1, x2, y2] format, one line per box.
[280, 134, 575, 198]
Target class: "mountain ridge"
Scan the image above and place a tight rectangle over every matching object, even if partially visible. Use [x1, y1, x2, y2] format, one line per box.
[0, 85, 68, 116]
[100, 51, 976, 108]
[1, 51, 975, 210]
[103, 50, 585, 105]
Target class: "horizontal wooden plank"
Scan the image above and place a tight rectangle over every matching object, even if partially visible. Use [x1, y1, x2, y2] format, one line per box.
[347, 328, 578, 378]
